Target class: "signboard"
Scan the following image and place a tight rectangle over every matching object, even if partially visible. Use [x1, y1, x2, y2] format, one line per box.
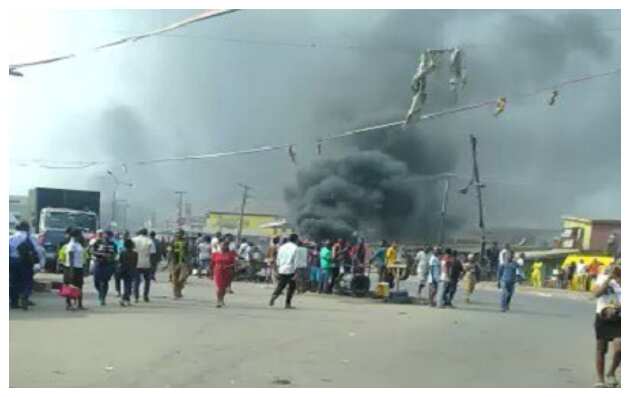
[206, 212, 283, 237]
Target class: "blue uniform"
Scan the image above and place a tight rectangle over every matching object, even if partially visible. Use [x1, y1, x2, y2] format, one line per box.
[9, 231, 44, 307]
[498, 261, 519, 311]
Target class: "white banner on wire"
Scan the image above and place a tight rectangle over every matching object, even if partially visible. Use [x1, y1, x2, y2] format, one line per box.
[9, 9, 238, 73]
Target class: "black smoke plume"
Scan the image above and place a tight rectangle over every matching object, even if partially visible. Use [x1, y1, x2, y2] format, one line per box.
[285, 151, 411, 241]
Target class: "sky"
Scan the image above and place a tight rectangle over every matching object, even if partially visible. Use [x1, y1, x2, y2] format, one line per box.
[7, 9, 621, 232]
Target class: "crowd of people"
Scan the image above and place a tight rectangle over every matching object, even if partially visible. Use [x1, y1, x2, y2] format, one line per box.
[8, 222, 621, 387]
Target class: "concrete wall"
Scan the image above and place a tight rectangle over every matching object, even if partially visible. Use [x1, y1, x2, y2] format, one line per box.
[590, 224, 620, 252]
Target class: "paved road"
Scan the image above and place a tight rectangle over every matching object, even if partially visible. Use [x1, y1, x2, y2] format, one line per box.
[10, 273, 600, 387]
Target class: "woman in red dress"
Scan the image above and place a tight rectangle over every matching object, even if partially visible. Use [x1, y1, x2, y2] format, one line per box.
[211, 240, 236, 308]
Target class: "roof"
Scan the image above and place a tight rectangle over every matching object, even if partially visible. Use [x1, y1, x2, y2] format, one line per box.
[207, 211, 282, 218]
[259, 219, 289, 229]
[562, 216, 620, 226]
[514, 248, 580, 260]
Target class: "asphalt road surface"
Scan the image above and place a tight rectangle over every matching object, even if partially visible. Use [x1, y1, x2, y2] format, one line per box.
[10, 273, 601, 387]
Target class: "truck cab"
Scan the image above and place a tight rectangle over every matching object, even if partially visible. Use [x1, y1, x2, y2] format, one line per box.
[38, 208, 98, 271]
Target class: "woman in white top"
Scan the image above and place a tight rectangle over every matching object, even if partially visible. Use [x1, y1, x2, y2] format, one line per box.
[197, 236, 211, 278]
[64, 229, 85, 311]
[591, 264, 621, 387]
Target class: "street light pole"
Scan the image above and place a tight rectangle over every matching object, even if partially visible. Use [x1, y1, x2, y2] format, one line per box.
[107, 170, 133, 229]
[175, 191, 187, 229]
[112, 186, 118, 227]
[439, 177, 450, 246]
[236, 183, 252, 245]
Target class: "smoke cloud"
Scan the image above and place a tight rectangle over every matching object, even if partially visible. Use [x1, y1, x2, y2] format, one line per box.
[286, 151, 418, 240]
[9, 10, 620, 235]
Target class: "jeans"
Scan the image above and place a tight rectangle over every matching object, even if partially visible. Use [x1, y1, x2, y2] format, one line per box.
[114, 267, 122, 295]
[94, 264, 113, 303]
[120, 270, 135, 302]
[309, 266, 320, 283]
[9, 257, 25, 307]
[272, 273, 296, 306]
[428, 281, 439, 306]
[329, 267, 340, 292]
[440, 281, 452, 306]
[319, 268, 331, 293]
[134, 268, 152, 300]
[501, 281, 516, 311]
[447, 281, 458, 304]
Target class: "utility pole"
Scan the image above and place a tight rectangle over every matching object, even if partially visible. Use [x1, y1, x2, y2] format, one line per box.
[107, 170, 133, 229]
[175, 191, 187, 229]
[460, 135, 487, 267]
[438, 177, 450, 246]
[236, 183, 252, 245]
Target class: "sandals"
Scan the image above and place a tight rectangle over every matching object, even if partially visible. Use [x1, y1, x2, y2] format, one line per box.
[594, 382, 607, 388]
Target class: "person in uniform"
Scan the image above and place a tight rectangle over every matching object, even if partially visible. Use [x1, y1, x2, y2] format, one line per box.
[169, 230, 190, 299]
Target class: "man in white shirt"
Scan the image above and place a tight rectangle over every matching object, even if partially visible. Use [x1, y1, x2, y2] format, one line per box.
[497, 243, 511, 280]
[132, 228, 155, 303]
[269, 233, 300, 309]
[415, 247, 429, 299]
[294, 240, 309, 293]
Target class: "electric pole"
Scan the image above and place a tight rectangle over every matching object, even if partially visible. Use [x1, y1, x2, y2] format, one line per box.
[175, 191, 187, 229]
[236, 183, 252, 245]
[107, 170, 133, 229]
[439, 177, 450, 246]
[460, 135, 487, 266]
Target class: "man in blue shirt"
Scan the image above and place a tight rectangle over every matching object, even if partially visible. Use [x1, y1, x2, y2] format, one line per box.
[369, 240, 387, 282]
[9, 221, 45, 309]
[498, 252, 519, 312]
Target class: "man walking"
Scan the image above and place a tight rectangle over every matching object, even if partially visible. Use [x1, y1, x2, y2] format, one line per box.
[416, 246, 429, 300]
[439, 248, 454, 308]
[149, 231, 161, 281]
[169, 230, 190, 299]
[269, 233, 300, 309]
[446, 252, 464, 306]
[498, 252, 519, 312]
[132, 228, 155, 303]
[92, 231, 117, 306]
[498, 243, 511, 280]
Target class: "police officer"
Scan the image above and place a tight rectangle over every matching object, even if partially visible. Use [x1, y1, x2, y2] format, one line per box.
[9, 221, 44, 310]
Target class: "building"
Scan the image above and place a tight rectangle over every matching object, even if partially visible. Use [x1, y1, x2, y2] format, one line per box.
[9, 195, 28, 220]
[560, 216, 620, 252]
[205, 211, 290, 238]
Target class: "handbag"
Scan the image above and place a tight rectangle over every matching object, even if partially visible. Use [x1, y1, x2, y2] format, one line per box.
[59, 284, 81, 299]
[600, 306, 621, 322]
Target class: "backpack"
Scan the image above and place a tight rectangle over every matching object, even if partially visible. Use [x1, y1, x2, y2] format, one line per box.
[17, 235, 40, 267]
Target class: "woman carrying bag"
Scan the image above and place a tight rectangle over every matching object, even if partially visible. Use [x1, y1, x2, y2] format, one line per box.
[61, 229, 86, 311]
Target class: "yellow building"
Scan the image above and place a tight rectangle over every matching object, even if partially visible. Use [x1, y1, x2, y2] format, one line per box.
[205, 211, 291, 238]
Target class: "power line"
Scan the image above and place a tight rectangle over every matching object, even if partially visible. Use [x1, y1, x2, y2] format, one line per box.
[94, 25, 620, 55]
[9, 9, 238, 74]
[9, 67, 620, 169]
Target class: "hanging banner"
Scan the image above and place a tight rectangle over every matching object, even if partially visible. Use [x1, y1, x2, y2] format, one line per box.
[9, 9, 238, 74]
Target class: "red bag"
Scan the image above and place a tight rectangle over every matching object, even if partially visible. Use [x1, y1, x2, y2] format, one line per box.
[59, 285, 81, 299]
